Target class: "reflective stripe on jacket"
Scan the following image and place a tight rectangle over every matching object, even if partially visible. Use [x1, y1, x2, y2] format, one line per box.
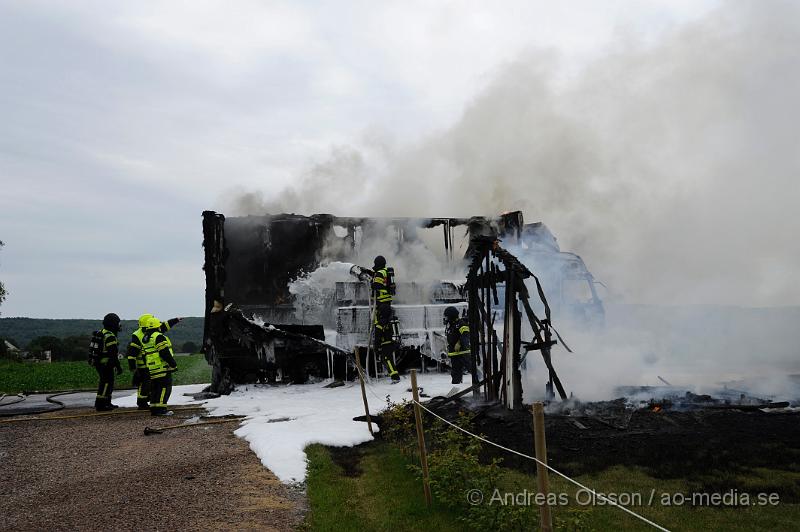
[447, 322, 470, 357]
[99, 329, 117, 365]
[128, 329, 147, 369]
[372, 268, 393, 303]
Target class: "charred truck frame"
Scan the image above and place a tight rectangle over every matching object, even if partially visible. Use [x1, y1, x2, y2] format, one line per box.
[202, 210, 603, 407]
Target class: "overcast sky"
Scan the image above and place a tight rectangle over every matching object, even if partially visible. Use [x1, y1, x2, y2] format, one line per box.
[6, 0, 794, 319]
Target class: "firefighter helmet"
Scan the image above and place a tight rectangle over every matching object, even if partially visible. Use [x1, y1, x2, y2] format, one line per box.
[373, 255, 386, 269]
[145, 317, 161, 331]
[103, 312, 121, 332]
[138, 313, 154, 328]
[443, 306, 460, 323]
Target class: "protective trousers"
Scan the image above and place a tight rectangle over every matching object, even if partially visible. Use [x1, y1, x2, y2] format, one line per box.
[132, 370, 151, 409]
[374, 303, 399, 379]
[94, 364, 115, 410]
[375, 303, 400, 380]
[449, 355, 466, 384]
[149, 374, 172, 415]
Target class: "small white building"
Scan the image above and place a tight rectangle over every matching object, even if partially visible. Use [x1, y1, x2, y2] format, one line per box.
[4, 340, 19, 353]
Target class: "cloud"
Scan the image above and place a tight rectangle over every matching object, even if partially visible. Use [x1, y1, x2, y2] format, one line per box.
[0, 0, 725, 317]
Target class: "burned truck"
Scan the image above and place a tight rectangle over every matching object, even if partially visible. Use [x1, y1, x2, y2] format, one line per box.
[201, 210, 603, 393]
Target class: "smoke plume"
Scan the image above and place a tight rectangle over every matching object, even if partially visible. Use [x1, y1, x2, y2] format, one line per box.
[224, 1, 800, 399]
[227, 1, 800, 308]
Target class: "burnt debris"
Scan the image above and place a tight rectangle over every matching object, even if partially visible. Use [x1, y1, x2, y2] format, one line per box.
[201, 210, 603, 397]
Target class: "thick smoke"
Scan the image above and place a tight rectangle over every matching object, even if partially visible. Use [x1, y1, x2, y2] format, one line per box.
[226, 1, 800, 399]
[229, 1, 800, 308]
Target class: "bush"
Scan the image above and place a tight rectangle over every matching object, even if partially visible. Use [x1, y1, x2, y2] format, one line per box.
[181, 341, 198, 353]
[381, 399, 417, 456]
[409, 410, 535, 530]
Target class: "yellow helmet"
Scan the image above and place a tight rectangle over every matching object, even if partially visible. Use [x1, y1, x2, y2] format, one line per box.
[138, 313, 154, 328]
[145, 317, 161, 330]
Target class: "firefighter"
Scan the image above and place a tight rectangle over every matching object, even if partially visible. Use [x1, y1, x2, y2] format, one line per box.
[371, 255, 400, 382]
[127, 313, 182, 410]
[443, 306, 470, 384]
[141, 317, 178, 416]
[94, 313, 123, 411]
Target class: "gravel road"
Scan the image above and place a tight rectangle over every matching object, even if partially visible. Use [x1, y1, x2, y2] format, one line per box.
[0, 408, 306, 531]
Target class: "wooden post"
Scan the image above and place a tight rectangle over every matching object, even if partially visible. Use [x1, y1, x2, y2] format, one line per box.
[411, 369, 432, 507]
[503, 273, 518, 409]
[532, 402, 553, 532]
[355, 347, 374, 436]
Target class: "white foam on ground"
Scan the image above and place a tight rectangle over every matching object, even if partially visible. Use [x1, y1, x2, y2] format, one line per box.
[116, 374, 468, 484]
[203, 373, 469, 483]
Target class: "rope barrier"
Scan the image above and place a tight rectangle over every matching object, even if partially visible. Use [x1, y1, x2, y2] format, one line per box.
[353, 366, 669, 530]
[413, 399, 670, 532]
[354, 356, 388, 406]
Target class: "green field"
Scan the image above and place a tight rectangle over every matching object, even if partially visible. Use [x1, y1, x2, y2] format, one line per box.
[303, 442, 800, 532]
[0, 354, 211, 393]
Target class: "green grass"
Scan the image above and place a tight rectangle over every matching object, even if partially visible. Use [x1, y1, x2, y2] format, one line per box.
[304, 442, 800, 532]
[304, 443, 462, 532]
[538, 465, 800, 531]
[0, 354, 211, 393]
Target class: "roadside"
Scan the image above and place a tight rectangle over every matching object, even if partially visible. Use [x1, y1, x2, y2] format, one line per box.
[0, 407, 306, 531]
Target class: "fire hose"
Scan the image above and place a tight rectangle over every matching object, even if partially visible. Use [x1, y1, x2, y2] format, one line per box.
[0, 390, 78, 417]
[0, 403, 206, 423]
[0, 393, 26, 407]
[0, 387, 140, 417]
[144, 416, 245, 435]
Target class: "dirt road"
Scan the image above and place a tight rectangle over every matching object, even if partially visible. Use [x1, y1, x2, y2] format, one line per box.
[0, 408, 306, 531]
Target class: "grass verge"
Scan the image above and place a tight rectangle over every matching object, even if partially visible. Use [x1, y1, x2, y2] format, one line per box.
[304, 441, 800, 531]
[0, 354, 211, 393]
[303, 442, 462, 532]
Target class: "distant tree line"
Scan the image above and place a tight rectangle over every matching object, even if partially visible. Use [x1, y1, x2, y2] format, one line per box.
[0, 317, 204, 362]
[1, 335, 202, 362]
[0, 317, 204, 351]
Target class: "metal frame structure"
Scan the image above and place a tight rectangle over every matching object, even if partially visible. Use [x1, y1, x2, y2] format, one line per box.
[465, 236, 571, 409]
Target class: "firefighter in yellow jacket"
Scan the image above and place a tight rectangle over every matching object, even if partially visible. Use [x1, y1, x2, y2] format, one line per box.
[127, 313, 182, 410]
[141, 317, 178, 416]
[371, 255, 400, 382]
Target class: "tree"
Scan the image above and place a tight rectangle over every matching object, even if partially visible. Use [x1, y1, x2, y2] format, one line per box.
[181, 341, 198, 353]
[24, 335, 91, 362]
[27, 336, 64, 360]
[0, 240, 6, 314]
[60, 335, 91, 362]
